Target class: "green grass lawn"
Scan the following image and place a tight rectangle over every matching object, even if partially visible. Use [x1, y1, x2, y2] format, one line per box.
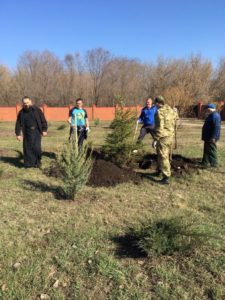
[0, 120, 225, 300]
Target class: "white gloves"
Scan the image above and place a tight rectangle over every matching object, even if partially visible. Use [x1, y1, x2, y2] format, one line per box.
[173, 107, 178, 113]
[137, 119, 142, 125]
[86, 127, 90, 133]
[152, 139, 158, 149]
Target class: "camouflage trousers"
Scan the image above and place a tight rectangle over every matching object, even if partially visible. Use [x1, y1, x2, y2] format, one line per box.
[156, 136, 173, 177]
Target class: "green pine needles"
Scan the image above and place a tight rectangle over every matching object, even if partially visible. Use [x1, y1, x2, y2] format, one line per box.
[57, 133, 93, 200]
[103, 103, 139, 166]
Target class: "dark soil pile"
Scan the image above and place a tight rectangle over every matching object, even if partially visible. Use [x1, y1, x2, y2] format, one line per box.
[88, 159, 140, 187]
[43, 149, 141, 187]
[139, 154, 202, 176]
[43, 149, 202, 187]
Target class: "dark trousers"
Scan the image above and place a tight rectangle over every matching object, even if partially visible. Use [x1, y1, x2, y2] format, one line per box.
[138, 125, 155, 142]
[23, 128, 41, 167]
[69, 126, 87, 147]
[202, 141, 218, 167]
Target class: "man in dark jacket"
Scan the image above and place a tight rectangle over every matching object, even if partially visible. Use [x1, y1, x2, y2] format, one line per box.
[202, 103, 221, 167]
[15, 97, 48, 168]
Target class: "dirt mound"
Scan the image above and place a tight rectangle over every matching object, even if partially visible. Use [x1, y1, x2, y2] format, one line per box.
[88, 159, 140, 187]
[43, 155, 141, 187]
[139, 154, 202, 176]
[43, 150, 201, 187]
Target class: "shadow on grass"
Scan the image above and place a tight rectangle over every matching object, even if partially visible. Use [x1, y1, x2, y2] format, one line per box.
[137, 173, 161, 183]
[42, 151, 57, 159]
[23, 180, 67, 200]
[1, 150, 57, 168]
[111, 234, 147, 259]
[1, 150, 24, 168]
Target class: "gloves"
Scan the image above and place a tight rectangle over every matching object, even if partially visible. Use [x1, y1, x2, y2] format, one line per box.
[152, 139, 158, 149]
[86, 127, 90, 133]
[137, 119, 142, 125]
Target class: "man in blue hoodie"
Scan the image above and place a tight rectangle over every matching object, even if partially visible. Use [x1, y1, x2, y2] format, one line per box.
[137, 98, 158, 142]
[202, 103, 221, 167]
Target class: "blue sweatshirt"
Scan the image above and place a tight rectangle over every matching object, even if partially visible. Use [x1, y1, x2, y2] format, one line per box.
[202, 111, 221, 141]
[138, 105, 158, 126]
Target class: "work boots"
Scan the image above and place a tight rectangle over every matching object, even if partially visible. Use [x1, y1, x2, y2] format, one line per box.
[159, 176, 170, 185]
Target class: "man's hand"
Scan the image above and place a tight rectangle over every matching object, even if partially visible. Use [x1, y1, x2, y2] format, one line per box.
[210, 138, 216, 143]
[86, 127, 90, 133]
[16, 135, 22, 141]
[42, 132, 47, 137]
[152, 139, 158, 149]
[137, 119, 142, 125]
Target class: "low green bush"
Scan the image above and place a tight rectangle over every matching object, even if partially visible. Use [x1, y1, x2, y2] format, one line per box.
[132, 216, 221, 257]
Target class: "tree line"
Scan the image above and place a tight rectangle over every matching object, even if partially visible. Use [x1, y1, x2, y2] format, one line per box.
[0, 48, 225, 114]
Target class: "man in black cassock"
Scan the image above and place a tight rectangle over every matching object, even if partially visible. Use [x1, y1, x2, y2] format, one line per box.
[15, 97, 48, 168]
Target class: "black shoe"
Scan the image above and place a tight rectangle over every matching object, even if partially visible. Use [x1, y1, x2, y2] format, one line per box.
[159, 177, 169, 185]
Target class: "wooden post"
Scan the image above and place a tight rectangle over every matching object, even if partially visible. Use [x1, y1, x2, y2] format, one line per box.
[92, 104, 96, 120]
[198, 101, 203, 119]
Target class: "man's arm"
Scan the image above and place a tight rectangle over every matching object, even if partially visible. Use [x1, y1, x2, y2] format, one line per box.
[86, 118, 89, 128]
[38, 108, 48, 135]
[154, 110, 165, 140]
[211, 114, 221, 142]
[15, 112, 22, 140]
[68, 108, 74, 125]
[138, 108, 144, 123]
[84, 109, 90, 130]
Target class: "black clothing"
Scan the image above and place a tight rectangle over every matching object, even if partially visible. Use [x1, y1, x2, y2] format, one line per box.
[137, 125, 155, 142]
[15, 105, 48, 136]
[69, 126, 87, 147]
[15, 106, 48, 167]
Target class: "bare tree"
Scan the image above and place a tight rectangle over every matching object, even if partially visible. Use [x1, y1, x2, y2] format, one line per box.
[85, 48, 112, 105]
[15, 50, 63, 105]
[211, 58, 225, 101]
[0, 48, 217, 111]
[0, 65, 15, 105]
[102, 57, 143, 105]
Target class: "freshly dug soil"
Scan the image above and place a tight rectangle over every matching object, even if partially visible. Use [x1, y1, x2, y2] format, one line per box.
[43, 149, 202, 188]
[43, 152, 141, 187]
[139, 153, 202, 176]
[88, 159, 140, 187]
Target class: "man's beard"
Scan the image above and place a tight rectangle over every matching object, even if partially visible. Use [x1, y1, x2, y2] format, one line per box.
[24, 106, 30, 111]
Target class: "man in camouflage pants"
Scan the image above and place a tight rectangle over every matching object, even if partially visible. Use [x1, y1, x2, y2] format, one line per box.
[152, 96, 176, 185]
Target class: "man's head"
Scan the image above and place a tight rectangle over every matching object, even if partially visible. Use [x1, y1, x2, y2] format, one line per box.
[146, 98, 153, 108]
[76, 98, 83, 109]
[154, 96, 165, 108]
[22, 96, 32, 110]
[205, 103, 216, 114]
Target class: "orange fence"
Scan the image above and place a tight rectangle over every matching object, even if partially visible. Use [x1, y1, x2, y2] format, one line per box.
[0, 103, 225, 121]
[0, 104, 142, 121]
